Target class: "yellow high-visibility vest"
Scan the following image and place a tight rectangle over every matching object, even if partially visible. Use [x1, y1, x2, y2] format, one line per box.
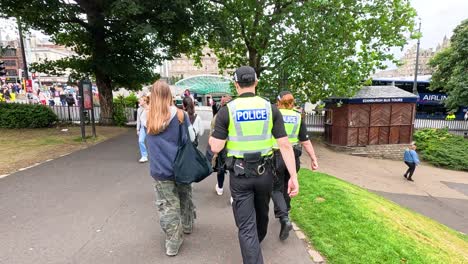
[272, 108, 301, 149]
[280, 108, 302, 145]
[226, 96, 273, 158]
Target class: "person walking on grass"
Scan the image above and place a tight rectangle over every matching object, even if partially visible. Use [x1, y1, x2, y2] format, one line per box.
[182, 96, 203, 147]
[272, 91, 319, 241]
[137, 95, 149, 163]
[146, 80, 196, 257]
[403, 142, 420, 182]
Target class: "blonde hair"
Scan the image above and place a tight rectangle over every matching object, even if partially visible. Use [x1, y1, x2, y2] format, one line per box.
[147, 80, 173, 135]
[277, 93, 295, 109]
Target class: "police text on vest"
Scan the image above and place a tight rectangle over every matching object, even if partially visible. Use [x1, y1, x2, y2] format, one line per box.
[236, 109, 268, 122]
[283, 115, 297, 124]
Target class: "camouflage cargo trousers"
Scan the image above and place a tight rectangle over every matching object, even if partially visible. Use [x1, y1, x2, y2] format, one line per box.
[154, 180, 195, 254]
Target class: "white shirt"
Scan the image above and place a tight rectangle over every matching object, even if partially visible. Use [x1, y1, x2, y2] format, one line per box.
[137, 106, 148, 131]
[192, 114, 204, 137]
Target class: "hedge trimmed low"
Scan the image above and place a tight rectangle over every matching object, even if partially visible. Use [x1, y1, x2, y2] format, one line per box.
[414, 128, 468, 171]
[0, 103, 58, 128]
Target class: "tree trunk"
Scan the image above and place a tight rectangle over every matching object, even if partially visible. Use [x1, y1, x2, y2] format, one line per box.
[248, 47, 262, 78]
[82, 0, 114, 124]
[96, 71, 114, 125]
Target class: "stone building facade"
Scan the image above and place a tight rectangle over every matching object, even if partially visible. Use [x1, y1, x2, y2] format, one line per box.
[373, 36, 450, 78]
[27, 34, 75, 83]
[0, 40, 24, 83]
[159, 47, 224, 80]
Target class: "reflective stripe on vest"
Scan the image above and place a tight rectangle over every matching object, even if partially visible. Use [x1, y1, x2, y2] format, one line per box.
[274, 108, 301, 148]
[226, 97, 273, 158]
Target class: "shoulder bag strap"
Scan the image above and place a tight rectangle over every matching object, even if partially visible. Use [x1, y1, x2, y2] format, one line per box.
[176, 109, 185, 147]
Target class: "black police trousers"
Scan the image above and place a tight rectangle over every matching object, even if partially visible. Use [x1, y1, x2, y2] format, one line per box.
[272, 150, 300, 219]
[230, 166, 274, 264]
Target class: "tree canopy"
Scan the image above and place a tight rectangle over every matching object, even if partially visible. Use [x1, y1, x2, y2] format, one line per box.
[203, 0, 417, 102]
[0, 0, 204, 123]
[429, 19, 468, 110]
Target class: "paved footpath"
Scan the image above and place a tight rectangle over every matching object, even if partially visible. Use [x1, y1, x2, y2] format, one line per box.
[0, 131, 313, 264]
[302, 142, 468, 234]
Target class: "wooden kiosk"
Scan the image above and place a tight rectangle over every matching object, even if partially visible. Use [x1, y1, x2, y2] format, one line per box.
[324, 86, 418, 147]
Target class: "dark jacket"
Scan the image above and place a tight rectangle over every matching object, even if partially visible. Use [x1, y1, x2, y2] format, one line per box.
[146, 107, 192, 181]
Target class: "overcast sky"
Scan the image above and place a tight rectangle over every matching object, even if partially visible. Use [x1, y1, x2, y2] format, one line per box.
[411, 0, 467, 49]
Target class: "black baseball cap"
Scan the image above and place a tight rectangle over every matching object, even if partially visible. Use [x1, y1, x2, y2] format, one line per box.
[277, 91, 292, 100]
[233, 66, 257, 83]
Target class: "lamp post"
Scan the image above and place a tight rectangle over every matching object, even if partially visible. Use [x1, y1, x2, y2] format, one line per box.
[412, 19, 422, 96]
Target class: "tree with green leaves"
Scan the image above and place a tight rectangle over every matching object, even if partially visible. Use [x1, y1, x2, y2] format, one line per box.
[429, 19, 468, 110]
[0, 0, 204, 124]
[203, 0, 417, 102]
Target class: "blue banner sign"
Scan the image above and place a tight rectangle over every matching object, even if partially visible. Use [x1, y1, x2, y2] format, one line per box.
[418, 93, 447, 104]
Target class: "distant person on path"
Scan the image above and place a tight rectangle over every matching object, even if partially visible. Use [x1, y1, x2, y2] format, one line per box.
[38, 89, 47, 105]
[136, 95, 149, 163]
[182, 89, 194, 101]
[65, 93, 75, 106]
[59, 92, 67, 106]
[146, 80, 196, 257]
[210, 95, 231, 195]
[403, 142, 420, 182]
[212, 95, 231, 117]
[446, 112, 456, 121]
[272, 91, 319, 241]
[3, 87, 11, 102]
[182, 96, 203, 147]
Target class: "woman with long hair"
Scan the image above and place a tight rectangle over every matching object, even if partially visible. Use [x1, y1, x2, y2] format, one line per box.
[272, 91, 319, 241]
[136, 95, 149, 162]
[146, 80, 196, 256]
[182, 96, 203, 147]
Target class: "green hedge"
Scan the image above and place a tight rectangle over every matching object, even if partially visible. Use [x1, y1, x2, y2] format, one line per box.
[0, 103, 58, 128]
[413, 128, 468, 171]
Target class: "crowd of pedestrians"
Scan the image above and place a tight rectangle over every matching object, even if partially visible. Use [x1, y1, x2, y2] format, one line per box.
[0, 82, 80, 106]
[129, 66, 432, 263]
[136, 66, 321, 263]
[0, 83, 21, 102]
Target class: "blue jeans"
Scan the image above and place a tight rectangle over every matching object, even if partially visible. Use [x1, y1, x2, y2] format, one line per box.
[138, 127, 148, 158]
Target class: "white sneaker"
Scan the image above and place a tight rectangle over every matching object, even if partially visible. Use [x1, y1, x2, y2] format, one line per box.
[139, 157, 148, 163]
[215, 184, 224, 196]
[230, 197, 234, 205]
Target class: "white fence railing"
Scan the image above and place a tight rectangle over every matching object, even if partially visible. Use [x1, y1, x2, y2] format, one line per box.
[303, 115, 468, 136]
[49, 106, 136, 122]
[414, 119, 468, 136]
[303, 114, 325, 132]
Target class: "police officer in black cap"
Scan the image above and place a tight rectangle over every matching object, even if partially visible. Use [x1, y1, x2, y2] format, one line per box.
[209, 66, 299, 264]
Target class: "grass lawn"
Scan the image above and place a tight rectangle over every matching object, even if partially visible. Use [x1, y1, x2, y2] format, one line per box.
[0, 126, 130, 175]
[291, 170, 468, 264]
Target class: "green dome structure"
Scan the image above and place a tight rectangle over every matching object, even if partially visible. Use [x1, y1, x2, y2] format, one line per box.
[175, 75, 233, 95]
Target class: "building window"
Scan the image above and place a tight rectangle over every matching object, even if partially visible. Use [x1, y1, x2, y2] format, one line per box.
[3, 49, 17, 56]
[3, 60, 16, 66]
[6, 69, 17, 76]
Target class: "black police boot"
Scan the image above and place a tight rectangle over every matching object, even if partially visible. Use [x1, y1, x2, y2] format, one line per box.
[279, 217, 292, 241]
